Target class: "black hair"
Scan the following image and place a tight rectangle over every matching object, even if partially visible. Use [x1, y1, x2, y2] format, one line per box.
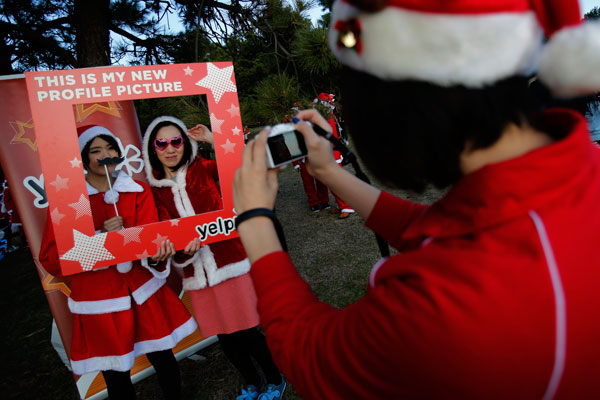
[340, 67, 565, 192]
[146, 120, 193, 178]
[81, 134, 122, 169]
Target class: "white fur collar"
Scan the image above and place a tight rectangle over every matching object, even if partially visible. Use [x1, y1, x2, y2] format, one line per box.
[86, 170, 144, 204]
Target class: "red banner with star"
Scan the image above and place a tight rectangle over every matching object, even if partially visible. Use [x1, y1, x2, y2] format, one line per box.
[0, 72, 219, 399]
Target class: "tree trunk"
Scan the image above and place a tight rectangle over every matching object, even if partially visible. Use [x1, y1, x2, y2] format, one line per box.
[74, 0, 111, 67]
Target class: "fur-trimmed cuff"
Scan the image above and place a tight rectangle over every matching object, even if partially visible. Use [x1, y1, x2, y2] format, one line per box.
[172, 250, 201, 268]
[538, 20, 600, 98]
[201, 244, 251, 287]
[182, 254, 208, 291]
[140, 257, 171, 280]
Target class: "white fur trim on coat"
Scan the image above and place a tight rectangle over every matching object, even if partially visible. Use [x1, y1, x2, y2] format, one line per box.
[116, 261, 132, 273]
[173, 250, 208, 291]
[68, 296, 131, 315]
[538, 20, 600, 98]
[71, 350, 135, 375]
[200, 245, 251, 287]
[131, 276, 166, 305]
[134, 316, 198, 355]
[143, 115, 198, 186]
[329, 3, 543, 88]
[86, 170, 144, 204]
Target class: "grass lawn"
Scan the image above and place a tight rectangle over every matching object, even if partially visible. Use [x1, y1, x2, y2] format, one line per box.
[2, 161, 442, 399]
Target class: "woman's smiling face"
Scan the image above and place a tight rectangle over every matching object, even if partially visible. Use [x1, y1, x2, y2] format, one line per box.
[155, 125, 185, 172]
[85, 136, 119, 177]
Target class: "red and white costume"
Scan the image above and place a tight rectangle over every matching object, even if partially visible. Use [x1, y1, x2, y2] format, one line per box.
[250, 109, 600, 399]
[143, 117, 259, 338]
[39, 171, 197, 375]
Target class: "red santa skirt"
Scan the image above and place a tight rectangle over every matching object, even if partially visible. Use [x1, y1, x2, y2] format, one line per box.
[189, 272, 260, 338]
[69, 280, 196, 375]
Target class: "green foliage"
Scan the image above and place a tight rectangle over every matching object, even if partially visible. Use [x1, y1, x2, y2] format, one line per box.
[253, 74, 300, 124]
[585, 7, 600, 20]
[293, 26, 339, 75]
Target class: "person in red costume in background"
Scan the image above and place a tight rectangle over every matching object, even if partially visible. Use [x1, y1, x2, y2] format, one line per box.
[232, 0, 600, 398]
[292, 95, 355, 218]
[142, 116, 285, 400]
[40, 125, 197, 400]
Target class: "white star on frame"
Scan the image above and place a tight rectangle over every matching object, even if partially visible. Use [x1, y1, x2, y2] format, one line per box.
[195, 63, 237, 104]
[117, 226, 143, 245]
[231, 126, 241, 136]
[70, 158, 82, 168]
[49, 174, 69, 191]
[69, 194, 92, 219]
[210, 113, 225, 134]
[61, 230, 115, 271]
[221, 139, 236, 154]
[183, 66, 194, 76]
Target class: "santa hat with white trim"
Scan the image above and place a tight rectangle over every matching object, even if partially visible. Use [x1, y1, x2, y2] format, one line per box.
[77, 125, 124, 153]
[329, 0, 600, 98]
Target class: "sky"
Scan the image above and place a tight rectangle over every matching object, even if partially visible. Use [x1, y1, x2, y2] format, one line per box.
[581, 0, 600, 16]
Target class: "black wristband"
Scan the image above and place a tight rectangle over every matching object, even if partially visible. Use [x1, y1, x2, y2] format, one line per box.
[235, 208, 276, 229]
[235, 208, 288, 252]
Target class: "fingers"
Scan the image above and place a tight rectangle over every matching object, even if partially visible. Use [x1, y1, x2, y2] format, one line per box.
[152, 240, 175, 262]
[295, 109, 331, 134]
[252, 129, 270, 170]
[183, 238, 202, 255]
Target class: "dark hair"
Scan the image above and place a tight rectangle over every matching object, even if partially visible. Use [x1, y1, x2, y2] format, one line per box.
[147, 121, 193, 178]
[340, 67, 564, 192]
[81, 134, 122, 169]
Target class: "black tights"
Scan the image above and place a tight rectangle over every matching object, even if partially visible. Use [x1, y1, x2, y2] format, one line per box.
[101, 349, 181, 400]
[217, 327, 282, 387]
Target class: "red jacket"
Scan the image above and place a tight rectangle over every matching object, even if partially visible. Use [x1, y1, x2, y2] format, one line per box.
[250, 109, 600, 399]
[147, 156, 249, 291]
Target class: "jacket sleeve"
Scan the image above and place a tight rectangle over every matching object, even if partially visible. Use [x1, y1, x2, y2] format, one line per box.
[365, 191, 428, 250]
[134, 182, 160, 226]
[38, 210, 64, 277]
[250, 251, 431, 399]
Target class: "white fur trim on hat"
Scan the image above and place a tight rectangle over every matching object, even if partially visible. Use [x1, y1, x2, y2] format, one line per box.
[329, 3, 543, 88]
[78, 125, 121, 152]
[142, 116, 198, 186]
[538, 20, 600, 98]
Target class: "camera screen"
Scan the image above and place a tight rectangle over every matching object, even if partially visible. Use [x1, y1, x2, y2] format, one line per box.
[267, 130, 307, 165]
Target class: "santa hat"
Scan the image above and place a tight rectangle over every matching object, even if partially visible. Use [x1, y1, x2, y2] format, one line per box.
[329, 0, 600, 98]
[77, 125, 122, 152]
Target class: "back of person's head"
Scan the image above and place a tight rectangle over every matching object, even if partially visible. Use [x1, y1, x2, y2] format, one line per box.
[328, 0, 600, 191]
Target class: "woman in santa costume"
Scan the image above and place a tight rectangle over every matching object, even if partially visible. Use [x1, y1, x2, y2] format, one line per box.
[142, 116, 285, 400]
[232, 0, 600, 398]
[40, 125, 198, 399]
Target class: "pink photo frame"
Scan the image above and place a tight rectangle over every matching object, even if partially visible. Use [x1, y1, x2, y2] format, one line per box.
[26, 62, 245, 276]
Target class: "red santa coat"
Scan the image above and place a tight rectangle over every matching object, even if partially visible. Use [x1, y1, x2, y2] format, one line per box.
[146, 156, 250, 290]
[249, 109, 600, 399]
[39, 172, 197, 375]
